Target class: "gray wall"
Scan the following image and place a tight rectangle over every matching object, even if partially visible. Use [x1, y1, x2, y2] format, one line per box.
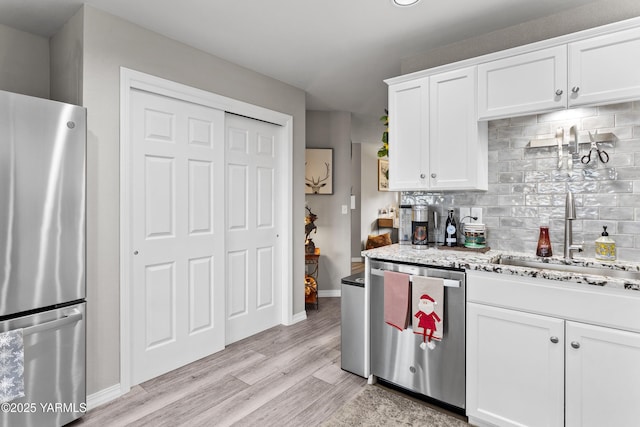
[50, 11, 83, 106]
[306, 111, 352, 292]
[402, 0, 640, 74]
[350, 143, 362, 260]
[0, 24, 49, 98]
[352, 115, 398, 253]
[403, 101, 640, 261]
[51, 5, 306, 396]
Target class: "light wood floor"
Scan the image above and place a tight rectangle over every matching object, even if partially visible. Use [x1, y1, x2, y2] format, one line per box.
[351, 261, 364, 274]
[71, 297, 366, 427]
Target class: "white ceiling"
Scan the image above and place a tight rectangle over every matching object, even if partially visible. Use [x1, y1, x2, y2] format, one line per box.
[1, 0, 602, 120]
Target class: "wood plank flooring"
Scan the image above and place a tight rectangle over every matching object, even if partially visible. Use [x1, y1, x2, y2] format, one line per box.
[70, 297, 366, 427]
[351, 262, 364, 274]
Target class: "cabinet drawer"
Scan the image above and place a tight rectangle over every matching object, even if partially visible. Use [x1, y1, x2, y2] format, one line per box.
[467, 270, 640, 333]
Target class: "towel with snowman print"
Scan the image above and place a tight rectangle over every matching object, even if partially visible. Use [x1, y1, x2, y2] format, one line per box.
[412, 276, 444, 350]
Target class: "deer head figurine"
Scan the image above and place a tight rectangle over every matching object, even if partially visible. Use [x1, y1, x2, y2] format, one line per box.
[305, 162, 330, 194]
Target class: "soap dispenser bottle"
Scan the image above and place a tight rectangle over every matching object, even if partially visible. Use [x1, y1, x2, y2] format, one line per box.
[595, 226, 616, 261]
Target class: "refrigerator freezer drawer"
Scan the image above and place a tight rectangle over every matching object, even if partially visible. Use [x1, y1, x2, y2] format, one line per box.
[0, 302, 86, 427]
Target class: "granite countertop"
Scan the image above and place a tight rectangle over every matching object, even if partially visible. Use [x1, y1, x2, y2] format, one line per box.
[362, 244, 640, 291]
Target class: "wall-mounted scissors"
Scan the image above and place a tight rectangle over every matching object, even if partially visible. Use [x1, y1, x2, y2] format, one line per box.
[581, 131, 609, 164]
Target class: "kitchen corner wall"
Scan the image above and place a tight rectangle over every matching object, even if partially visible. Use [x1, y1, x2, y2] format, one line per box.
[403, 102, 640, 261]
[306, 111, 352, 294]
[0, 24, 50, 98]
[51, 5, 307, 397]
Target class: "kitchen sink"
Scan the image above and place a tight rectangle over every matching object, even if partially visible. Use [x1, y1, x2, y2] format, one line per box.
[494, 257, 640, 281]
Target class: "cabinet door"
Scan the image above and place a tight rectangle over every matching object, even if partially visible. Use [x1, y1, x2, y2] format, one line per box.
[387, 78, 429, 190]
[565, 321, 640, 427]
[477, 45, 567, 120]
[467, 303, 564, 427]
[430, 66, 487, 191]
[569, 26, 640, 107]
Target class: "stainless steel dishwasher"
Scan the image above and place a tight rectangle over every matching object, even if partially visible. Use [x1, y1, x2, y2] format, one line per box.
[370, 259, 466, 411]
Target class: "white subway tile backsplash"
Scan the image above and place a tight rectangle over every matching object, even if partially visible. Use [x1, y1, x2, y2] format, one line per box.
[402, 102, 640, 261]
[615, 111, 640, 125]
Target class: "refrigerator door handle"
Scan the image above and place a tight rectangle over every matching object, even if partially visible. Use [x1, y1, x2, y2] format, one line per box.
[23, 309, 83, 336]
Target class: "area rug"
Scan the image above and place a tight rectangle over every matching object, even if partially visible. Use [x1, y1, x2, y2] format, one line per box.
[322, 385, 469, 427]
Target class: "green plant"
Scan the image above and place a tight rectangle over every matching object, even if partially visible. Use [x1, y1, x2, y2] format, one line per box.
[377, 109, 388, 158]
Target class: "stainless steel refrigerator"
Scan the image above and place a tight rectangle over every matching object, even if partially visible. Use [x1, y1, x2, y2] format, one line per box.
[0, 90, 86, 426]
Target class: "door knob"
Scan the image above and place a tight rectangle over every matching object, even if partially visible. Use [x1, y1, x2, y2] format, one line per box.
[555, 89, 564, 96]
[571, 341, 580, 349]
[550, 336, 559, 344]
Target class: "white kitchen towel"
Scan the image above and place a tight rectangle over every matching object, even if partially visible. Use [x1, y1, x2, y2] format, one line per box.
[411, 276, 444, 349]
[0, 329, 25, 403]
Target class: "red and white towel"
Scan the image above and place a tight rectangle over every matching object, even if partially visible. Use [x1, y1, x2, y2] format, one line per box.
[383, 271, 410, 331]
[411, 276, 444, 350]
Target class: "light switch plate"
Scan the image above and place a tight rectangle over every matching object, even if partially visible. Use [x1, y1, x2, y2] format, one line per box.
[342, 205, 348, 214]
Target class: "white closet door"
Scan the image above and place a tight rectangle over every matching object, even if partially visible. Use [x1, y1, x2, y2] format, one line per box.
[130, 89, 225, 385]
[225, 114, 282, 344]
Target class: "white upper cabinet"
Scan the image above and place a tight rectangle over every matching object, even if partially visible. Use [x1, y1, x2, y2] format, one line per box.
[430, 67, 487, 191]
[569, 26, 640, 107]
[478, 25, 640, 120]
[387, 67, 487, 191]
[387, 77, 429, 191]
[477, 45, 567, 120]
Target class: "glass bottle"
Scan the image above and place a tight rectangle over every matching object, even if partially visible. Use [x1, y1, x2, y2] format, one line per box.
[444, 209, 457, 247]
[536, 225, 552, 257]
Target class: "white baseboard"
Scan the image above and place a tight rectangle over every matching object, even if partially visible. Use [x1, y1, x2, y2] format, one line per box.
[318, 289, 341, 298]
[87, 383, 124, 411]
[289, 310, 307, 324]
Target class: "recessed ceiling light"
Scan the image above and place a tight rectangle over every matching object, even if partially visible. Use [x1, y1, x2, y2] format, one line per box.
[392, 0, 420, 6]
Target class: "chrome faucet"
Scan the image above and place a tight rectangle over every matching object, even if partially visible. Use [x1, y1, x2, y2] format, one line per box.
[564, 191, 583, 260]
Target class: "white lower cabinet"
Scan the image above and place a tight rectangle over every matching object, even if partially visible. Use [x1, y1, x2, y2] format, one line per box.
[565, 321, 640, 427]
[467, 303, 565, 427]
[466, 270, 640, 427]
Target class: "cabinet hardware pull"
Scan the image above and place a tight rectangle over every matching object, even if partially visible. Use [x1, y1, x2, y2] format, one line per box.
[572, 86, 580, 93]
[431, 173, 437, 178]
[555, 89, 564, 96]
[420, 173, 425, 179]
[550, 336, 559, 343]
[571, 341, 580, 349]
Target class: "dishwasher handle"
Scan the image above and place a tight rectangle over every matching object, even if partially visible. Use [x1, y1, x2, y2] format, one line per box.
[371, 268, 461, 288]
[23, 309, 83, 336]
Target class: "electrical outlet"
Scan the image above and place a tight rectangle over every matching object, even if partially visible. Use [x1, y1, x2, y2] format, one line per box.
[459, 207, 471, 223]
[471, 207, 483, 224]
[341, 205, 348, 214]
